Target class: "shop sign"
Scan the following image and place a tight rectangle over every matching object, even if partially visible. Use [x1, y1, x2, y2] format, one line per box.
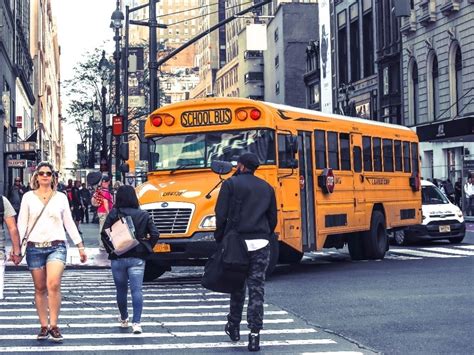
[8, 159, 26, 168]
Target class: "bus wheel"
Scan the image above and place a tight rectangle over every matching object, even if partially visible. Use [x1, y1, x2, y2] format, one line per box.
[363, 211, 387, 260]
[348, 233, 366, 260]
[278, 242, 303, 264]
[265, 236, 280, 278]
[144, 261, 171, 282]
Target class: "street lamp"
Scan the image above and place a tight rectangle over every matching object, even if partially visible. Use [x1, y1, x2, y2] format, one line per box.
[98, 50, 110, 174]
[111, 1, 124, 180]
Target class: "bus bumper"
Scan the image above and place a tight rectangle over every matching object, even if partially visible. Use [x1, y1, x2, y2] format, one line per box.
[148, 232, 218, 266]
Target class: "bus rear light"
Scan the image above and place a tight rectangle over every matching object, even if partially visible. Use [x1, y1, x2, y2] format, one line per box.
[250, 109, 261, 120]
[164, 115, 175, 126]
[151, 115, 163, 127]
[236, 110, 248, 121]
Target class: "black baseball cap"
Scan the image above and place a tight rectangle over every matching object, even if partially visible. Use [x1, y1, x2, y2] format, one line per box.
[238, 152, 260, 171]
[101, 175, 110, 182]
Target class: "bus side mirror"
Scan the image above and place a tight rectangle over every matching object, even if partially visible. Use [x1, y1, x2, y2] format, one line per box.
[288, 158, 298, 169]
[210, 160, 233, 175]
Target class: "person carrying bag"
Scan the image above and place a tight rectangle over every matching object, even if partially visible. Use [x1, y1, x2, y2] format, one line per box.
[101, 185, 159, 335]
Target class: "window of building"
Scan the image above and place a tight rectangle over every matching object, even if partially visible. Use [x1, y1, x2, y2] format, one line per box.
[408, 59, 418, 126]
[455, 46, 463, 115]
[449, 43, 463, 117]
[308, 83, 320, 106]
[274, 28, 279, 42]
[362, 4, 374, 77]
[383, 139, 393, 172]
[315, 130, 327, 169]
[363, 135, 372, 171]
[275, 81, 280, 95]
[349, 4, 360, 82]
[403, 141, 411, 173]
[373, 137, 382, 172]
[337, 11, 348, 84]
[340, 133, 351, 170]
[327, 132, 340, 170]
[394, 140, 403, 171]
[275, 55, 279, 68]
[428, 52, 440, 121]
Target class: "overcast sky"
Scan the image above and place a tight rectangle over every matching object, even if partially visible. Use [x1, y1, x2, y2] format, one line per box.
[51, 0, 116, 172]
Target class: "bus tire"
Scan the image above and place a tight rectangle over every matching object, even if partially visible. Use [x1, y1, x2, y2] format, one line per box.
[348, 233, 366, 260]
[363, 210, 387, 260]
[144, 261, 170, 282]
[265, 236, 280, 278]
[278, 242, 303, 264]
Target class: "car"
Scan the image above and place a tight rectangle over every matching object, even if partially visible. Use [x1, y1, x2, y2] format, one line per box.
[390, 180, 466, 246]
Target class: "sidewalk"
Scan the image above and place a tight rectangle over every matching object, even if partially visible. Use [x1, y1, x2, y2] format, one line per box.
[5, 221, 110, 269]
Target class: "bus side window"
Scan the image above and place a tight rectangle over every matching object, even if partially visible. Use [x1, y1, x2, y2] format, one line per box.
[340, 133, 351, 170]
[403, 141, 411, 172]
[411, 142, 419, 173]
[383, 139, 394, 172]
[314, 130, 327, 169]
[394, 140, 403, 171]
[363, 136, 372, 171]
[353, 146, 362, 173]
[278, 134, 295, 168]
[327, 132, 340, 170]
[373, 137, 382, 172]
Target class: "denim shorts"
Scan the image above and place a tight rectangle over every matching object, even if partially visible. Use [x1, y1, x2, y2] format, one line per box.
[26, 243, 67, 270]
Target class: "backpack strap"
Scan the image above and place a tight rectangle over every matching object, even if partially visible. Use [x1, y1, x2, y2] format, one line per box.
[0, 195, 4, 225]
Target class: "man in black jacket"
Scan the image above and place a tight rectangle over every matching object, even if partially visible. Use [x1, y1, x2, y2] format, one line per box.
[215, 152, 277, 352]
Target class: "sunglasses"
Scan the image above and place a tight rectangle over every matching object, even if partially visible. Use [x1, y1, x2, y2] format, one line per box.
[15, 180, 20, 182]
[37, 171, 53, 177]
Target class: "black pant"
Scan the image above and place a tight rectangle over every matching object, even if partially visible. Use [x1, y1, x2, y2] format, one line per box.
[82, 205, 90, 223]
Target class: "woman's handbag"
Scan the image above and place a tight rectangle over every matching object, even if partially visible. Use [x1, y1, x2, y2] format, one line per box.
[19, 191, 55, 262]
[103, 211, 140, 255]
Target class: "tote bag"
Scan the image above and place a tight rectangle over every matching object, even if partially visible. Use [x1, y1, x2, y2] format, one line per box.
[104, 215, 139, 255]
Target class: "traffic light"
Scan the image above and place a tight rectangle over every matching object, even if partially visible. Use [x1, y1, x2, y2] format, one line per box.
[119, 142, 129, 161]
[112, 115, 123, 136]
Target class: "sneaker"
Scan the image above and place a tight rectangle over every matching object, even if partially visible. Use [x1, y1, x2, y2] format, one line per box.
[119, 317, 129, 328]
[225, 322, 240, 341]
[49, 326, 64, 342]
[248, 333, 260, 352]
[132, 323, 142, 334]
[37, 326, 49, 340]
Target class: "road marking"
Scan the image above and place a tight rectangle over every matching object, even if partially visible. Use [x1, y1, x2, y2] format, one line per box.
[389, 248, 463, 258]
[0, 339, 336, 352]
[420, 247, 474, 256]
[0, 297, 234, 305]
[453, 245, 474, 250]
[0, 318, 295, 329]
[1, 291, 224, 299]
[0, 328, 317, 340]
[0, 310, 288, 320]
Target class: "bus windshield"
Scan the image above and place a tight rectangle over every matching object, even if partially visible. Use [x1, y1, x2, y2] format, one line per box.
[148, 129, 276, 171]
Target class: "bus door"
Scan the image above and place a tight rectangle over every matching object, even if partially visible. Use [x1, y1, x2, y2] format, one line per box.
[298, 131, 316, 251]
[351, 133, 366, 226]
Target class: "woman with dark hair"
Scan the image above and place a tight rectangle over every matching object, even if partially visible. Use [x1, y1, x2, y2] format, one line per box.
[101, 185, 159, 334]
[17, 161, 87, 342]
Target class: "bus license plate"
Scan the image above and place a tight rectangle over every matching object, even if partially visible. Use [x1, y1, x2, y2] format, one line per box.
[154, 243, 171, 253]
[439, 225, 451, 233]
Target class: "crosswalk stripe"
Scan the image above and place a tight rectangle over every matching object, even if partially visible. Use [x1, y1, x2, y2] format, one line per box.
[389, 248, 463, 258]
[421, 247, 474, 256]
[0, 310, 288, 320]
[0, 319, 295, 329]
[0, 339, 336, 352]
[0, 328, 317, 340]
[0, 297, 234, 305]
[2, 291, 223, 299]
[453, 245, 474, 251]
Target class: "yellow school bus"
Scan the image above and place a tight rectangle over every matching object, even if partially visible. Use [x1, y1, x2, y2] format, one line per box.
[136, 97, 421, 280]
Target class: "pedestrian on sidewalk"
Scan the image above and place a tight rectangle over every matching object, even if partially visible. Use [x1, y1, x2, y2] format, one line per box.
[464, 177, 474, 216]
[0, 195, 22, 300]
[92, 175, 114, 247]
[214, 152, 277, 352]
[7, 177, 26, 216]
[79, 183, 91, 224]
[101, 185, 159, 334]
[17, 162, 87, 342]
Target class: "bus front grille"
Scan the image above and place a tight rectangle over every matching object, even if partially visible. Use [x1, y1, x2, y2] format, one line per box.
[148, 208, 192, 234]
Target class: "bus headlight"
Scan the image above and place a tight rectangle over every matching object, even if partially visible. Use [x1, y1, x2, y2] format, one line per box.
[200, 215, 216, 229]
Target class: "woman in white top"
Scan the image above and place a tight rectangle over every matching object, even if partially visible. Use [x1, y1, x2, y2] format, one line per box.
[17, 162, 87, 342]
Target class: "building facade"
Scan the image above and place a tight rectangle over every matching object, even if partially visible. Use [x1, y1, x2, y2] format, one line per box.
[401, 0, 474, 183]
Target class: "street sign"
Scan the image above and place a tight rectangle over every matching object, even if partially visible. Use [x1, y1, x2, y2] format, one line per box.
[7, 159, 26, 168]
[112, 115, 123, 136]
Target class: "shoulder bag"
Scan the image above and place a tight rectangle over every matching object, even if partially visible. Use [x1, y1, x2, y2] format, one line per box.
[103, 209, 140, 255]
[19, 191, 55, 262]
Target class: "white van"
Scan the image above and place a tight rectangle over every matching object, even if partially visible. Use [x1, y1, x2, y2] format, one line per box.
[391, 180, 465, 245]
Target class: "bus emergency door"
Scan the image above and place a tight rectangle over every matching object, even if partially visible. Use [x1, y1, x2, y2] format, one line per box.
[351, 133, 366, 226]
[298, 131, 316, 251]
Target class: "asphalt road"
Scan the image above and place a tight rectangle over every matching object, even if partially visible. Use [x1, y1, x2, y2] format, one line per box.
[265, 225, 474, 354]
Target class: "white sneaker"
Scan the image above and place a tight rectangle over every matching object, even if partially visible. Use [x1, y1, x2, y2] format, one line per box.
[119, 317, 129, 328]
[132, 323, 142, 334]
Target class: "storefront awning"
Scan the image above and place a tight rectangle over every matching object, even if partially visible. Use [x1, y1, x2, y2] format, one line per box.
[416, 116, 474, 142]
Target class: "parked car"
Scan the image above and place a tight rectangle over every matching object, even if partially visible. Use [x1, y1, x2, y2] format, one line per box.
[390, 180, 465, 245]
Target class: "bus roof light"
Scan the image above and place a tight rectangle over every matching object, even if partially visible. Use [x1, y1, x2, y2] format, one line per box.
[236, 110, 248, 121]
[151, 115, 163, 127]
[164, 115, 175, 126]
[250, 109, 261, 120]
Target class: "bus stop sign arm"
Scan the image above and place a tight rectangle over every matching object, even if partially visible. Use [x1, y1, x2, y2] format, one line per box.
[156, 0, 272, 68]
